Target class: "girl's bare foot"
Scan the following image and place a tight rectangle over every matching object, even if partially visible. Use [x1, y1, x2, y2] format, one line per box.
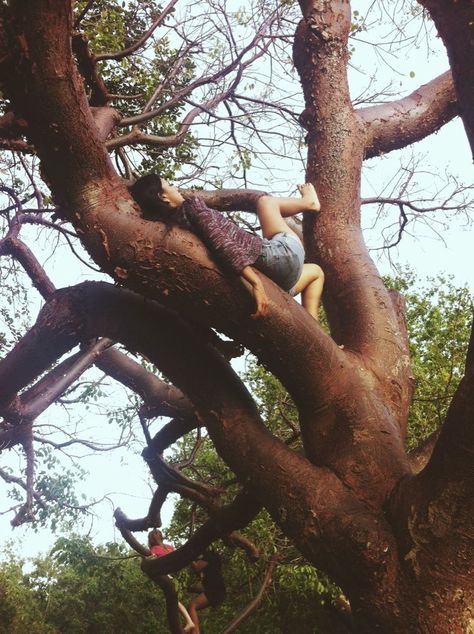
[297, 183, 320, 212]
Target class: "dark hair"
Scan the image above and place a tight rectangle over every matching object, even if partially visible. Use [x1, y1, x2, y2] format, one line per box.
[148, 528, 164, 547]
[129, 173, 169, 216]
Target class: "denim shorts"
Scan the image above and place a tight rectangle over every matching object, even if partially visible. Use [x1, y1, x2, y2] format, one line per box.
[254, 232, 305, 294]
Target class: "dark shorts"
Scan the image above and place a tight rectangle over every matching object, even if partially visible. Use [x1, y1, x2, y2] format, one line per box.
[254, 232, 305, 294]
[203, 583, 226, 607]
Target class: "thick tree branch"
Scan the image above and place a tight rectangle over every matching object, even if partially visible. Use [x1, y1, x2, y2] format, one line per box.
[0, 282, 405, 605]
[95, 347, 193, 419]
[20, 338, 113, 420]
[359, 71, 458, 159]
[389, 351, 474, 583]
[0, 235, 55, 298]
[293, 5, 414, 426]
[150, 417, 199, 452]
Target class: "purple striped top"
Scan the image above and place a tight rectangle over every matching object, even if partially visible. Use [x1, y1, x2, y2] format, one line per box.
[182, 196, 263, 275]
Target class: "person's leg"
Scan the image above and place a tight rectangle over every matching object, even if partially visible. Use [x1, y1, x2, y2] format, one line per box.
[292, 263, 324, 320]
[188, 593, 209, 634]
[178, 601, 195, 632]
[256, 184, 320, 239]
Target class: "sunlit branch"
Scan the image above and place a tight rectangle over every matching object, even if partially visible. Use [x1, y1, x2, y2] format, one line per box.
[91, 106, 122, 140]
[360, 71, 458, 159]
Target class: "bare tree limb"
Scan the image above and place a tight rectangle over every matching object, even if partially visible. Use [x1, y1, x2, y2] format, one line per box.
[359, 71, 458, 159]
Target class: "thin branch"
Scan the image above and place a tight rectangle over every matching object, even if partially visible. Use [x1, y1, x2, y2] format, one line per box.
[221, 556, 279, 634]
[118, 10, 276, 128]
[95, 0, 180, 62]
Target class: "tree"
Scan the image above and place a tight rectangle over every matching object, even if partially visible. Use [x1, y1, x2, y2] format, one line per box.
[0, 1, 473, 632]
[0, 537, 172, 633]
[0, 545, 53, 633]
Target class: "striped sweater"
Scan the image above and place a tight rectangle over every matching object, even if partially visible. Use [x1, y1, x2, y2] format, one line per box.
[182, 196, 263, 275]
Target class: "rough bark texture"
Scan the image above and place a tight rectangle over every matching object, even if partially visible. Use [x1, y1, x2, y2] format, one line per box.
[0, 1, 472, 632]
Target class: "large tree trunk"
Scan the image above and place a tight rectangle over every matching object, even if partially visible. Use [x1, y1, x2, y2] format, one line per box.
[0, 1, 472, 632]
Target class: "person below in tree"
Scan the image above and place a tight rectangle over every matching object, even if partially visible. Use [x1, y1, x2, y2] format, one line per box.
[187, 550, 226, 634]
[130, 174, 324, 320]
[148, 528, 176, 557]
[148, 529, 195, 633]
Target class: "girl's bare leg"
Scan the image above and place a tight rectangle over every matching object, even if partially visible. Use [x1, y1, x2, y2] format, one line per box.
[188, 593, 209, 634]
[256, 184, 320, 239]
[292, 263, 324, 320]
[178, 601, 195, 631]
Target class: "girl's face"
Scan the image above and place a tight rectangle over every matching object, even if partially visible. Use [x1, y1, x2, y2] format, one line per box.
[160, 179, 185, 208]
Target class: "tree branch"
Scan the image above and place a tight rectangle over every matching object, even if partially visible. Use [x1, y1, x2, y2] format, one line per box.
[359, 71, 458, 159]
[221, 556, 279, 634]
[95, 347, 193, 418]
[94, 0, 179, 62]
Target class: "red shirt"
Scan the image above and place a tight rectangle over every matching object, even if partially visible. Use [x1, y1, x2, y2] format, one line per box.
[150, 543, 175, 557]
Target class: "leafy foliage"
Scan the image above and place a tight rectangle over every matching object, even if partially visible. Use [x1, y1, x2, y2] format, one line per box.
[385, 270, 473, 448]
[19, 536, 169, 633]
[0, 548, 53, 634]
[76, 0, 197, 178]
